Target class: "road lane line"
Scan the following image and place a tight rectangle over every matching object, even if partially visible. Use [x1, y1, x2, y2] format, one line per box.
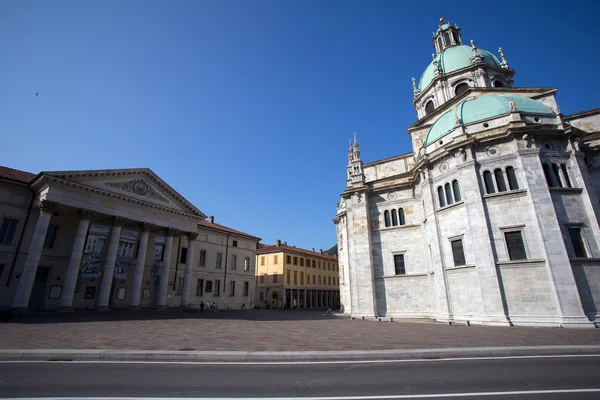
[1, 353, 599, 365]
[3, 388, 600, 399]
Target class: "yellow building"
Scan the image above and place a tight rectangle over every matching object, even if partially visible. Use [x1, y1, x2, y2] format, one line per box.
[255, 240, 339, 309]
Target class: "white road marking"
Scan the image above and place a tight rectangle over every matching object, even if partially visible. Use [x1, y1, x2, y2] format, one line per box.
[1, 353, 599, 365]
[3, 388, 600, 399]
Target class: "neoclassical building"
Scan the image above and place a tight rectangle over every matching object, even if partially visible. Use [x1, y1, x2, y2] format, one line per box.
[0, 166, 259, 312]
[334, 19, 600, 328]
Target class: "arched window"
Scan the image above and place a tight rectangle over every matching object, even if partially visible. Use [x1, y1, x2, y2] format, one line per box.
[494, 168, 507, 192]
[391, 209, 398, 226]
[443, 32, 451, 47]
[399, 208, 405, 225]
[445, 182, 453, 205]
[542, 163, 554, 187]
[438, 186, 446, 207]
[493, 80, 505, 88]
[452, 180, 461, 201]
[561, 164, 572, 188]
[384, 210, 391, 227]
[455, 83, 469, 96]
[425, 100, 435, 115]
[506, 166, 518, 190]
[483, 171, 495, 194]
[552, 164, 563, 187]
[452, 31, 460, 45]
[437, 37, 443, 51]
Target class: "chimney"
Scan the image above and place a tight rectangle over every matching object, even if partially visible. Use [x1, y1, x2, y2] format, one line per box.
[209, 216, 214, 224]
[320, 249, 323, 254]
[284, 241, 287, 245]
[276, 239, 281, 246]
[312, 248, 315, 252]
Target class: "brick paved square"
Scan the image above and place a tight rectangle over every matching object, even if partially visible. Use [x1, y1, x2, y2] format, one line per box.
[1, 309, 598, 351]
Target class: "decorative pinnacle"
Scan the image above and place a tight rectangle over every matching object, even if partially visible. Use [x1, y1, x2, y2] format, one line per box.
[439, 14, 444, 24]
[470, 39, 476, 49]
[498, 47, 510, 69]
[412, 77, 419, 95]
[470, 39, 482, 60]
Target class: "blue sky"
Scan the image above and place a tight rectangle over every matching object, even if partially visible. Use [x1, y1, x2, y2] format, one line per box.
[1, 1, 597, 250]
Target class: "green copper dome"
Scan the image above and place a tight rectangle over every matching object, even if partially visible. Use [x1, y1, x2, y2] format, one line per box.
[419, 45, 501, 91]
[424, 95, 555, 146]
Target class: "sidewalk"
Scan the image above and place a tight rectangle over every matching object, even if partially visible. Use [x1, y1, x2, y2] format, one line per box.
[1, 309, 598, 361]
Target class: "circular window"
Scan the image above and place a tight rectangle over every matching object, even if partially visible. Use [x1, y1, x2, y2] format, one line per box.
[534, 117, 541, 122]
[483, 123, 490, 128]
[439, 140, 443, 145]
[543, 141, 554, 150]
[455, 83, 469, 96]
[493, 80, 505, 88]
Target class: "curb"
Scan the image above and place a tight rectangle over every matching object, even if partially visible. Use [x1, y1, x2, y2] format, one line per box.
[1, 345, 600, 362]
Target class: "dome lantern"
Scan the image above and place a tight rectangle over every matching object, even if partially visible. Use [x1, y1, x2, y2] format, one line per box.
[433, 17, 462, 54]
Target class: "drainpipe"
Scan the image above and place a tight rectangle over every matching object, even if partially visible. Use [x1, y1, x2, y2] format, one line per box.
[222, 233, 231, 301]
[6, 188, 35, 287]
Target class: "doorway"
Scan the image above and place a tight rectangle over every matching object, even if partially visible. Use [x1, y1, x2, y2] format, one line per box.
[28, 267, 50, 311]
[272, 292, 278, 309]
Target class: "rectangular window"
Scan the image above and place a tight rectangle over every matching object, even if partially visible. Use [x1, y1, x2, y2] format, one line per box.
[205, 280, 213, 293]
[243, 281, 249, 297]
[179, 247, 188, 264]
[394, 254, 406, 275]
[177, 277, 184, 295]
[214, 280, 221, 296]
[300, 272, 304, 285]
[244, 257, 250, 271]
[318, 276, 322, 285]
[196, 279, 204, 296]
[259, 291, 264, 301]
[0, 218, 18, 244]
[286, 270, 291, 285]
[505, 231, 527, 261]
[43, 224, 58, 249]
[312, 260, 316, 268]
[229, 280, 235, 296]
[306, 273, 310, 284]
[300, 258, 304, 266]
[260, 274, 265, 283]
[273, 274, 278, 283]
[451, 239, 466, 266]
[199, 250, 207, 267]
[293, 270, 297, 285]
[293, 256, 298, 266]
[216, 252, 222, 269]
[286, 255, 291, 264]
[569, 227, 588, 258]
[231, 254, 237, 270]
[233, 240, 238, 247]
[313, 275, 316, 284]
[260, 256, 265, 266]
[274, 255, 278, 264]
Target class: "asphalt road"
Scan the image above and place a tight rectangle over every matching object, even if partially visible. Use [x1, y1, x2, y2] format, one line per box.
[1, 356, 599, 399]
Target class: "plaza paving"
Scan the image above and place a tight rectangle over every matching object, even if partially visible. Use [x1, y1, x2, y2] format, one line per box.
[1, 309, 599, 351]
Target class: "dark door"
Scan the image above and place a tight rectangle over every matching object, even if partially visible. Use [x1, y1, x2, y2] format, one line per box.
[28, 267, 50, 311]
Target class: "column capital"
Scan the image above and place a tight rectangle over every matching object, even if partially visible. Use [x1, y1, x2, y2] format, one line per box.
[139, 222, 153, 232]
[111, 216, 126, 227]
[38, 200, 55, 214]
[164, 227, 177, 237]
[78, 209, 93, 221]
[187, 232, 199, 241]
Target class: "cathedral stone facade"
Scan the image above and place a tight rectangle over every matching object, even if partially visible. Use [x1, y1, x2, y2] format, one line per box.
[334, 19, 600, 328]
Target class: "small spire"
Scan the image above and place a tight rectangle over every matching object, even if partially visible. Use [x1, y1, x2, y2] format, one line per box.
[412, 77, 420, 96]
[353, 132, 357, 145]
[498, 47, 510, 69]
[470, 39, 482, 61]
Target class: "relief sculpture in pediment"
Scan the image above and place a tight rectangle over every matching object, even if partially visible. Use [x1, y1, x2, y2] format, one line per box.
[105, 179, 169, 203]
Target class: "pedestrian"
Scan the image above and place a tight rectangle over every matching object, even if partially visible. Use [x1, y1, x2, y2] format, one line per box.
[205, 300, 210, 311]
[211, 301, 217, 313]
[200, 301, 204, 311]
[241, 303, 245, 310]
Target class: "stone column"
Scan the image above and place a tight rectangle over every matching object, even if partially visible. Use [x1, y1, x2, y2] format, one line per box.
[295, 289, 299, 309]
[58, 209, 92, 311]
[303, 289, 307, 309]
[283, 288, 287, 309]
[157, 228, 176, 309]
[96, 217, 125, 311]
[12, 201, 54, 311]
[129, 223, 152, 309]
[181, 232, 198, 308]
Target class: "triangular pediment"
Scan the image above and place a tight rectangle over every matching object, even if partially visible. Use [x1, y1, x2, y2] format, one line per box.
[40, 168, 206, 218]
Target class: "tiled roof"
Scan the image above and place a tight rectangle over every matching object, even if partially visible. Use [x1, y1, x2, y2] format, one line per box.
[256, 244, 338, 261]
[0, 166, 37, 184]
[198, 220, 261, 241]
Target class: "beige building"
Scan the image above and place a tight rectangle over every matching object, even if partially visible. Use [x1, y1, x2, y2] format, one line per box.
[255, 241, 339, 309]
[0, 166, 259, 312]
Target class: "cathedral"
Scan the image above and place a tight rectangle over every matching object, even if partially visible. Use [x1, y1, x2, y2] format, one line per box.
[334, 18, 600, 328]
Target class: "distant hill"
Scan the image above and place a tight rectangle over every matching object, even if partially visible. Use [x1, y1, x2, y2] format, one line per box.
[323, 244, 338, 257]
